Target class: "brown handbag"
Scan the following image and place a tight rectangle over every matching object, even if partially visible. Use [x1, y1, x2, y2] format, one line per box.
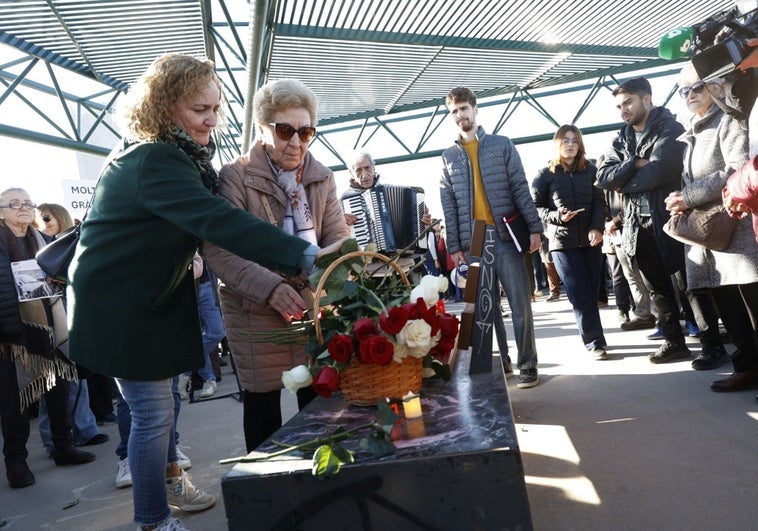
[663, 200, 738, 251]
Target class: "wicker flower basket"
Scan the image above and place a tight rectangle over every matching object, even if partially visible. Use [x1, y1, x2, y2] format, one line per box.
[313, 250, 423, 406]
[340, 356, 423, 406]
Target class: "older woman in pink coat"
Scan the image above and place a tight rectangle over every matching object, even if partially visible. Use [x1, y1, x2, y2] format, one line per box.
[203, 79, 350, 452]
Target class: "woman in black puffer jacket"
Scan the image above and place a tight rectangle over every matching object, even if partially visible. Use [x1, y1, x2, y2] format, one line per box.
[532, 125, 608, 360]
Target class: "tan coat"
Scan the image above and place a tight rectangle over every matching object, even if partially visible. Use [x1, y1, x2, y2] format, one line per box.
[203, 144, 350, 393]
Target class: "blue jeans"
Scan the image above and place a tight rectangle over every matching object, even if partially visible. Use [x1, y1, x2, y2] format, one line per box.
[115, 377, 182, 461]
[492, 237, 538, 370]
[187, 281, 226, 382]
[38, 378, 100, 452]
[552, 246, 607, 350]
[116, 378, 179, 527]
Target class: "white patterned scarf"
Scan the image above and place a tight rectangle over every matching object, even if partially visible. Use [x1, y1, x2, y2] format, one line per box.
[266, 154, 318, 246]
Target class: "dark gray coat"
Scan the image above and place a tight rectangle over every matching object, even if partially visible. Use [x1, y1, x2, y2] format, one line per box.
[440, 126, 541, 255]
[596, 107, 686, 274]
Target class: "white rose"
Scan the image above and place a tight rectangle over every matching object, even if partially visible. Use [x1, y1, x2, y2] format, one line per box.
[436, 275, 449, 294]
[281, 365, 313, 394]
[392, 341, 409, 364]
[397, 319, 433, 358]
[411, 282, 438, 307]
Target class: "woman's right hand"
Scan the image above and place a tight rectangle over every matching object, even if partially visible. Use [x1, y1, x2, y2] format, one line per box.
[559, 207, 577, 223]
[268, 282, 306, 322]
[316, 237, 349, 260]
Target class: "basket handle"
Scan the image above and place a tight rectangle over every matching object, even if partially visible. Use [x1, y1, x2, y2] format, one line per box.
[312, 250, 409, 343]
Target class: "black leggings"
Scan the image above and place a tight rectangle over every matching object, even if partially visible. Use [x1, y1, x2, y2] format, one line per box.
[242, 386, 316, 453]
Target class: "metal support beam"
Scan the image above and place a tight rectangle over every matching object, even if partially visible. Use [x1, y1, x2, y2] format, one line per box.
[242, 0, 271, 153]
[0, 123, 110, 155]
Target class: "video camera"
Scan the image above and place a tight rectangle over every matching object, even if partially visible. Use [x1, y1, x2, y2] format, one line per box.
[658, 3, 758, 122]
[659, 6, 757, 79]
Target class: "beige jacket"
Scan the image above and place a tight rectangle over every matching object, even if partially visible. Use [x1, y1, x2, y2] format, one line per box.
[203, 144, 350, 393]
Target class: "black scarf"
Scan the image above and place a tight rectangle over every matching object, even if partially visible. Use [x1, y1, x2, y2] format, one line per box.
[167, 126, 220, 195]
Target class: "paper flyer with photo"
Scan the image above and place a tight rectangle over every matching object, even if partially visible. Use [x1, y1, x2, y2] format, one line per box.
[11, 259, 64, 302]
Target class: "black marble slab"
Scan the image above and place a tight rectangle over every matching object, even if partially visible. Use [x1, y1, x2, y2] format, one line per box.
[222, 351, 533, 530]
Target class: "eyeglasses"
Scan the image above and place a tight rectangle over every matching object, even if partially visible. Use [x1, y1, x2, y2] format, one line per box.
[561, 138, 579, 145]
[0, 200, 36, 210]
[678, 81, 708, 98]
[42, 215, 52, 223]
[268, 123, 316, 143]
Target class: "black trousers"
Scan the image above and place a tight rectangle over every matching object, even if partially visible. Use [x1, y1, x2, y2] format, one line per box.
[674, 273, 724, 348]
[0, 358, 74, 464]
[607, 253, 632, 314]
[633, 219, 685, 343]
[87, 372, 116, 420]
[242, 386, 316, 453]
[710, 282, 758, 372]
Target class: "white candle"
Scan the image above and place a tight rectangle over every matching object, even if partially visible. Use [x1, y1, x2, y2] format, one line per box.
[402, 391, 422, 419]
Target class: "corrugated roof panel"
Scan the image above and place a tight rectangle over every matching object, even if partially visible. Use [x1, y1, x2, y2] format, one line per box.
[0, 0, 745, 135]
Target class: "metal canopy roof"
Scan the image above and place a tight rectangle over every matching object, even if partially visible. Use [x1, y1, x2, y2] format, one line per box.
[0, 0, 736, 164]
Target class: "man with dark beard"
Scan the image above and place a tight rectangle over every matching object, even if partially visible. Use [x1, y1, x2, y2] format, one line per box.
[596, 77, 691, 364]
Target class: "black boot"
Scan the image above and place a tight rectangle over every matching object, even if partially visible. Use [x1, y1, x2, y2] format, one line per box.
[52, 446, 95, 466]
[6, 461, 35, 488]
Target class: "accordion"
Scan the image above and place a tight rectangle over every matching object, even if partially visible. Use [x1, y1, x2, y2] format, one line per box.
[342, 185, 426, 254]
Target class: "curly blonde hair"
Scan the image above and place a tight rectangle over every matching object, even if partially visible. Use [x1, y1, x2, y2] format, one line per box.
[117, 53, 223, 142]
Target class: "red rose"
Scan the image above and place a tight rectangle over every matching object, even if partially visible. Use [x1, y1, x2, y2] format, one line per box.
[327, 334, 354, 363]
[401, 298, 428, 320]
[358, 335, 394, 365]
[379, 306, 410, 335]
[431, 337, 456, 359]
[353, 318, 379, 341]
[437, 313, 459, 340]
[312, 366, 341, 398]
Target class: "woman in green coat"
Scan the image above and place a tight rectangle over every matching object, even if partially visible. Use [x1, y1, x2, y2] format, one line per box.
[67, 54, 339, 531]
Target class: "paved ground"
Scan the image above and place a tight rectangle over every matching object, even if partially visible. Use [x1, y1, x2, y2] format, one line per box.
[2, 293, 757, 530]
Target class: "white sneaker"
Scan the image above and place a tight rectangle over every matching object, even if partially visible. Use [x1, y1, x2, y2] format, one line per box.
[199, 380, 217, 398]
[137, 515, 188, 531]
[166, 471, 216, 512]
[116, 457, 132, 488]
[175, 447, 192, 470]
[177, 374, 190, 401]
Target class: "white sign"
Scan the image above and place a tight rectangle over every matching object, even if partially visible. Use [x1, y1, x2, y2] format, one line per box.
[61, 179, 97, 218]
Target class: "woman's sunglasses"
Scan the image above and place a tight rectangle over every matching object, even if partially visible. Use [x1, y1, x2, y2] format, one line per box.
[42, 215, 52, 222]
[678, 81, 709, 98]
[268, 122, 316, 143]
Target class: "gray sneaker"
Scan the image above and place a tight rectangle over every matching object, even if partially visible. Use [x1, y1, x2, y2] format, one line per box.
[649, 340, 691, 364]
[137, 516, 188, 531]
[166, 471, 216, 512]
[591, 347, 608, 361]
[516, 368, 539, 389]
